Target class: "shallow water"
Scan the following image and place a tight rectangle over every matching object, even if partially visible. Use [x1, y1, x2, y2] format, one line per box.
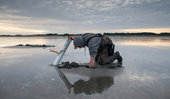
[0, 36, 170, 99]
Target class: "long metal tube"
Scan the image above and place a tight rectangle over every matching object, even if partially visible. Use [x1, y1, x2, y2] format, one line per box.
[53, 37, 72, 66]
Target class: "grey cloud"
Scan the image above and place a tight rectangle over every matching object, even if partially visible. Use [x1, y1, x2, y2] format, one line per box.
[0, 0, 170, 34]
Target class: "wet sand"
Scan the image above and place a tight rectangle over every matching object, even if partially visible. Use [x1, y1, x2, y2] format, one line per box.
[0, 36, 170, 99]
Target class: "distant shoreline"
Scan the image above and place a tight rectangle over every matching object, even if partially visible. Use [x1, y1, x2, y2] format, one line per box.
[0, 32, 170, 37]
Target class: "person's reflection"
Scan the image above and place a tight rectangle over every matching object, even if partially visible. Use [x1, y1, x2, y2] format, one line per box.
[57, 69, 114, 95]
[71, 76, 113, 95]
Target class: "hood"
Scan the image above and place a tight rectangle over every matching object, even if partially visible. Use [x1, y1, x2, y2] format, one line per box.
[73, 37, 86, 47]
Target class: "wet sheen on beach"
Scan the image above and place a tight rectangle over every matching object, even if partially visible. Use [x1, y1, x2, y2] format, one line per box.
[0, 36, 170, 99]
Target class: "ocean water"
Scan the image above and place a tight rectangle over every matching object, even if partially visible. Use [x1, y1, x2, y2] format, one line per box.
[0, 36, 170, 99]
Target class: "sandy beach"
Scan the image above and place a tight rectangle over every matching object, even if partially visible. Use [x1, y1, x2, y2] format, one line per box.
[0, 36, 170, 99]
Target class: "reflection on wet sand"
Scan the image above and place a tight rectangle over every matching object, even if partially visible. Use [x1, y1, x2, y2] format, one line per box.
[115, 37, 170, 46]
[0, 37, 48, 47]
[56, 67, 123, 95]
[0, 37, 170, 99]
[70, 76, 113, 95]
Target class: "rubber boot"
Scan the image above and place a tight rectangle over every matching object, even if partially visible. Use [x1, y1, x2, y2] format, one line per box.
[114, 51, 123, 63]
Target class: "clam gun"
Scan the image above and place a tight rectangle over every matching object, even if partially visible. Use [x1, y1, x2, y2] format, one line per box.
[52, 36, 74, 66]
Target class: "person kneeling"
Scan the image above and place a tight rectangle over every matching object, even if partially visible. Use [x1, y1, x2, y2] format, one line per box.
[73, 33, 122, 68]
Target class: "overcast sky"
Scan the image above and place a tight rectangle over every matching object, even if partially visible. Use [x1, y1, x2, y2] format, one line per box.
[0, 0, 170, 35]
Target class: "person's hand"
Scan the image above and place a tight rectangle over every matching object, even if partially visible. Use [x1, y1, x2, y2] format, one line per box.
[89, 56, 95, 68]
[89, 62, 94, 67]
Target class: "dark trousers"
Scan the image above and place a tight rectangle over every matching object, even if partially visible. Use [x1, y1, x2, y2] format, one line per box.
[95, 36, 116, 65]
